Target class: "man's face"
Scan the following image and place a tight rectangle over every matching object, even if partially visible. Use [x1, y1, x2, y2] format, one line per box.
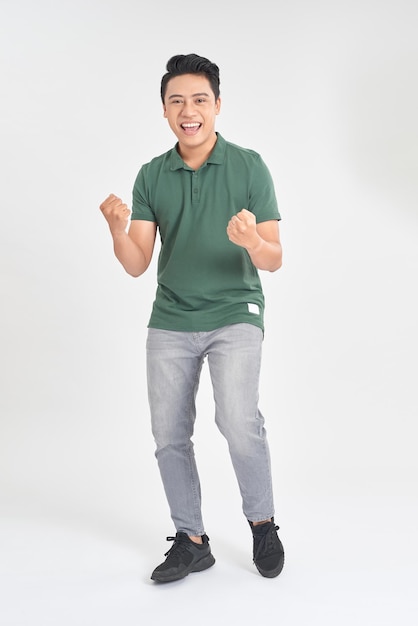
[163, 73, 221, 152]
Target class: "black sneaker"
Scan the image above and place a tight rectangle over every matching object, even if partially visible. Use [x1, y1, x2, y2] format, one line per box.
[249, 519, 285, 578]
[151, 532, 215, 583]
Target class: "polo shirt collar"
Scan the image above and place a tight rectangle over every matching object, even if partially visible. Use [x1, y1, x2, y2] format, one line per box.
[170, 132, 226, 170]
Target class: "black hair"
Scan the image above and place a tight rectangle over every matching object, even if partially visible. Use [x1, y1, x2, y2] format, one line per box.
[160, 53, 220, 103]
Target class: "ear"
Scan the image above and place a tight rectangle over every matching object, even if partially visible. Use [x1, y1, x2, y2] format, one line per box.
[163, 104, 167, 118]
[215, 97, 221, 115]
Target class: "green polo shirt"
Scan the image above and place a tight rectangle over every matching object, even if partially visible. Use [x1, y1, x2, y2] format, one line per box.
[131, 133, 280, 332]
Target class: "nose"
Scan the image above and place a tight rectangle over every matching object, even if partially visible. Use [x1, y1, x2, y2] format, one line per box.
[182, 99, 196, 117]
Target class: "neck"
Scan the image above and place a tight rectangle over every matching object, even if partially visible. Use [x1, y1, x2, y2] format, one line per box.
[178, 132, 217, 170]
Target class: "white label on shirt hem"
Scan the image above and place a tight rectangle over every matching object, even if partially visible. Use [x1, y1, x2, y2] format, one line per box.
[248, 303, 260, 315]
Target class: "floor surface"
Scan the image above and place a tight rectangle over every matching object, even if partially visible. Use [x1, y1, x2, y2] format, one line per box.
[2, 485, 417, 626]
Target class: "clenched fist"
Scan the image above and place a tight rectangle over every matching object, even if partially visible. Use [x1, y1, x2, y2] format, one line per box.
[99, 194, 131, 235]
[227, 208, 261, 251]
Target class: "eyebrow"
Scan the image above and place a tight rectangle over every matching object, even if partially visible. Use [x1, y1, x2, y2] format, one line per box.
[168, 92, 211, 100]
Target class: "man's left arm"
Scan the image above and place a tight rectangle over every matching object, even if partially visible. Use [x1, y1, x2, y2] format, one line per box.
[227, 209, 282, 272]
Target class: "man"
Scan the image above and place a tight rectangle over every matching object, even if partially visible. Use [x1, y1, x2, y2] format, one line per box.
[100, 53, 284, 583]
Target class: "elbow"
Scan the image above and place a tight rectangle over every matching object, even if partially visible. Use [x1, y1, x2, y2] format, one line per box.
[268, 243, 282, 272]
[123, 258, 151, 278]
[269, 261, 282, 273]
[127, 267, 146, 278]
[258, 255, 282, 272]
[124, 265, 145, 278]
[269, 253, 283, 272]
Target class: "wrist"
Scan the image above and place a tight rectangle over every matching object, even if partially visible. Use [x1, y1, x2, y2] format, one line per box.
[247, 236, 264, 254]
[111, 227, 128, 240]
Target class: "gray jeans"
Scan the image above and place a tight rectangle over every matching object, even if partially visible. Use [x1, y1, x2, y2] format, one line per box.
[146, 323, 275, 536]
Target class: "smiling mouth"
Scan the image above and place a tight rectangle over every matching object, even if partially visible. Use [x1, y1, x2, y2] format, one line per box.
[181, 122, 202, 135]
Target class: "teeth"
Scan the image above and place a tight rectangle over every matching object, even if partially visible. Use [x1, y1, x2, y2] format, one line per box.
[182, 123, 200, 128]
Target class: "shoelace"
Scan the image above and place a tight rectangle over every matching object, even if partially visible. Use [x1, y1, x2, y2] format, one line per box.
[253, 524, 280, 561]
[164, 535, 189, 558]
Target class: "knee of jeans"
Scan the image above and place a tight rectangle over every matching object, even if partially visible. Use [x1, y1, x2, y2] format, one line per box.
[152, 420, 194, 451]
[224, 436, 263, 460]
[216, 411, 266, 453]
[154, 440, 196, 462]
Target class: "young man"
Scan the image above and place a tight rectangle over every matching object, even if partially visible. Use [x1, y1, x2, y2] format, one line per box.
[100, 54, 284, 582]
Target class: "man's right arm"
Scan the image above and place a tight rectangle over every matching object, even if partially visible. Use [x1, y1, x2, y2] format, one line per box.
[100, 194, 157, 277]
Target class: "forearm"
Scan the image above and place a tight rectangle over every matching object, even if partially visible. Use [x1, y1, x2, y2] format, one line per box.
[227, 211, 282, 272]
[246, 237, 282, 272]
[112, 230, 149, 277]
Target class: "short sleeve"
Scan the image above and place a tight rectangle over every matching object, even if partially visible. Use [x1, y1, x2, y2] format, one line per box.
[248, 156, 281, 223]
[131, 165, 157, 222]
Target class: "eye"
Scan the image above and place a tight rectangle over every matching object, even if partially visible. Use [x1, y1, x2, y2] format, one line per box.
[196, 98, 206, 104]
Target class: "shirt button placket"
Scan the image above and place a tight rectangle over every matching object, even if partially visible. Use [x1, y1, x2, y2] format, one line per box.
[192, 171, 199, 204]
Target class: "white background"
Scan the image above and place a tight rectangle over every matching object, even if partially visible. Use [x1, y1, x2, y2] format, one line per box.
[1, 0, 417, 624]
